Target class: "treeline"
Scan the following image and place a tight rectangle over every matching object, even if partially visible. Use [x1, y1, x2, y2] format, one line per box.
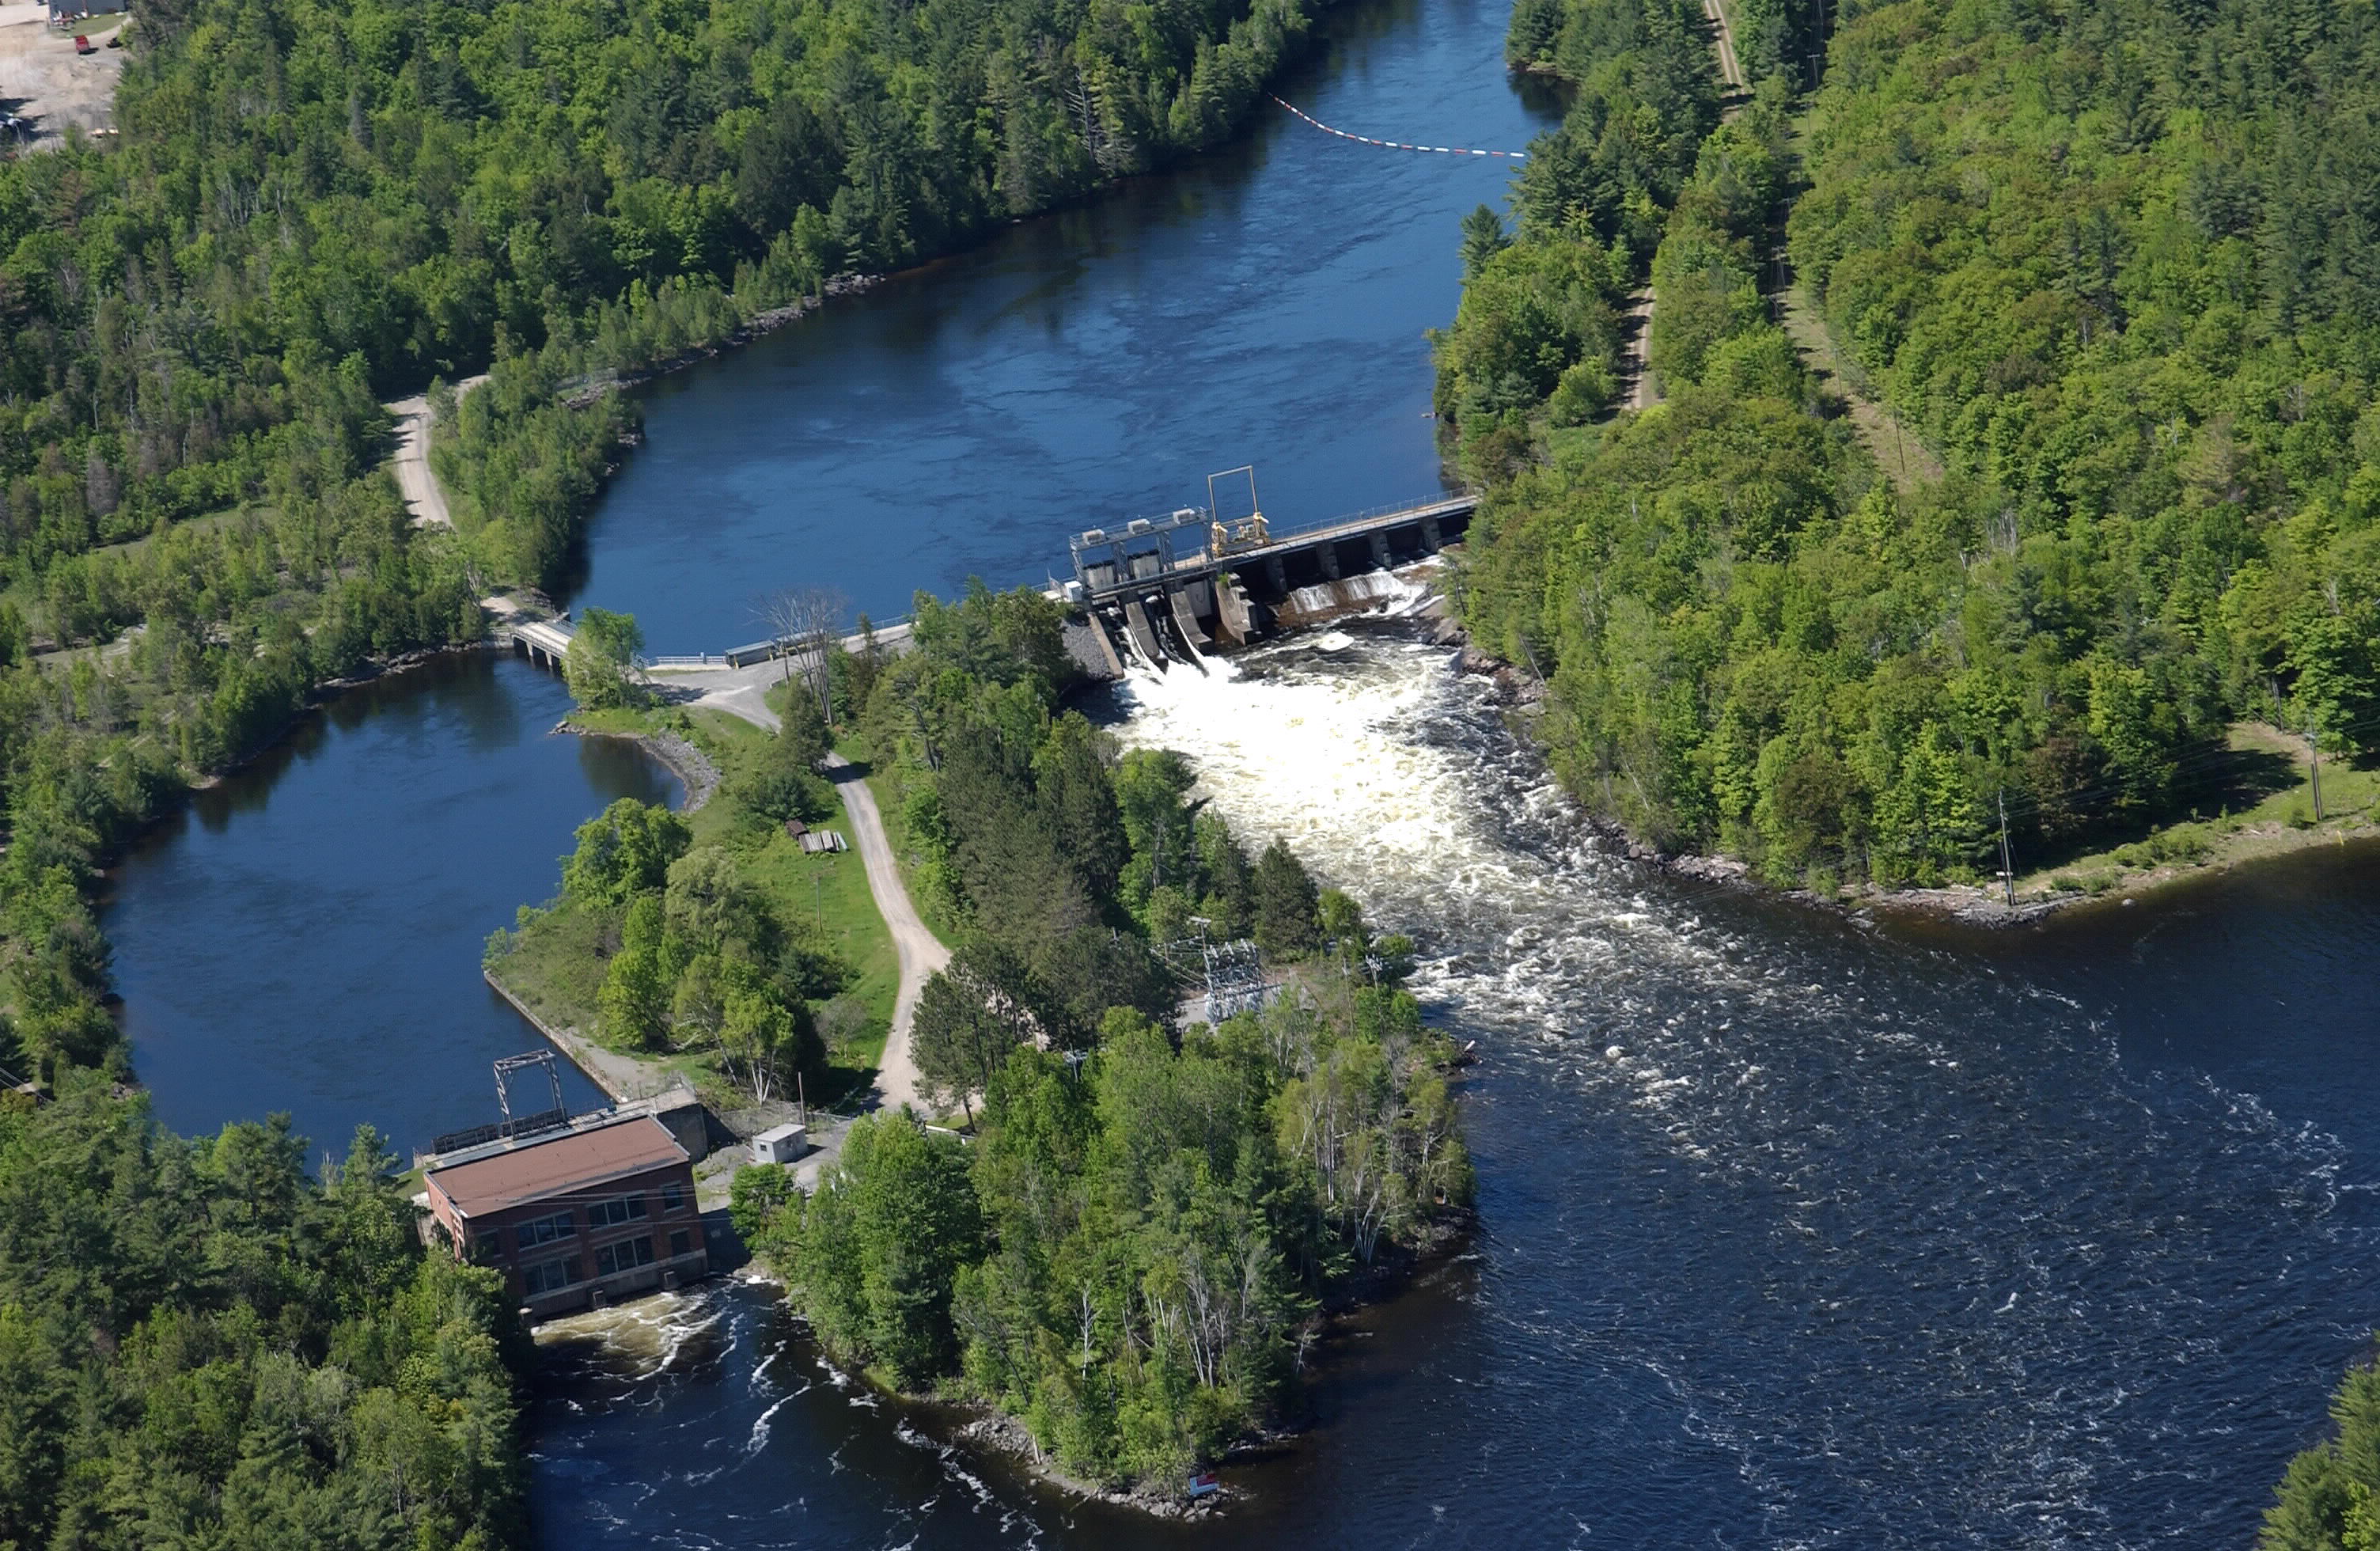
[1442, 0, 2380, 888]
[859, 583, 1199, 1057]
[756, 991, 1467, 1485]
[2265, 1341, 2380, 1549]
[727, 582, 1468, 1487]
[0, 1076, 529, 1549]
[1433, 0, 1724, 467]
[1507, 0, 1823, 95]
[0, 0, 1336, 608]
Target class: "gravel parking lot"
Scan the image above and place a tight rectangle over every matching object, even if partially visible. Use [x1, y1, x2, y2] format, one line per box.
[0, 2, 127, 149]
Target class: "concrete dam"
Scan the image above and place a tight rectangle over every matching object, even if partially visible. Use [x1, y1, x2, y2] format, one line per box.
[1065, 489, 1476, 676]
[502, 485, 1477, 682]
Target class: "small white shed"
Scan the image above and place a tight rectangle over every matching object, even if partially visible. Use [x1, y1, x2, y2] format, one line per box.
[752, 1122, 808, 1165]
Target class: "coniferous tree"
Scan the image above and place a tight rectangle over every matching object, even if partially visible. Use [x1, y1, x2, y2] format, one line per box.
[1253, 840, 1321, 959]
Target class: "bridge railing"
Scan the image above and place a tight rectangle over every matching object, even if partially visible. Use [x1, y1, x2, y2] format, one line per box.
[1092, 489, 1479, 584]
[645, 614, 916, 670]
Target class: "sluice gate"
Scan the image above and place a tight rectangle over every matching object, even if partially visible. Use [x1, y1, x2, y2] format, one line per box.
[1067, 490, 1475, 673]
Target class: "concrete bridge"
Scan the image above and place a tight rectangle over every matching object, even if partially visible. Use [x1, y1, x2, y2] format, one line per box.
[514, 618, 575, 669]
[508, 612, 927, 684]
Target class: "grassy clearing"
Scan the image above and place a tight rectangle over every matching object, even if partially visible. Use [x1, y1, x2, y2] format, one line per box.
[2017, 723, 2379, 901]
[563, 706, 658, 737]
[487, 701, 899, 1112]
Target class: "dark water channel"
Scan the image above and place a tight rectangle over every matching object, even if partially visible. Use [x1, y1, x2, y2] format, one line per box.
[104, 654, 673, 1154]
[89, 0, 2380, 1543]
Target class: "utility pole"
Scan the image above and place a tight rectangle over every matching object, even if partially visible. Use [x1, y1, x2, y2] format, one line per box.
[1996, 789, 2016, 908]
[2308, 720, 2325, 822]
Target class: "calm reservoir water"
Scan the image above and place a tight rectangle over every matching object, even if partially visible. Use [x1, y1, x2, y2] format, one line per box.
[93, 0, 2380, 1543]
[567, 0, 1561, 649]
[104, 654, 675, 1154]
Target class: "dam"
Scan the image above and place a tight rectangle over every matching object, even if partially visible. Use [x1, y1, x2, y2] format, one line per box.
[1069, 484, 1476, 673]
[506, 480, 1479, 680]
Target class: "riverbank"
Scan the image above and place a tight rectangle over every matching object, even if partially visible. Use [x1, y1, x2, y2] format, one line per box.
[558, 711, 721, 813]
[482, 968, 691, 1105]
[556, 275, 884, 411]
[1497, 694, 2369, 930]
[1437, 590, 2367, 930]
[127, 590, 665, 830]
[764, 1126, 1479, 1519]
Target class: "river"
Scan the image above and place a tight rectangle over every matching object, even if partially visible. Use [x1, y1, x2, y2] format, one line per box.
[524, 625, 2380, 1549]
[562, 0, 1562, 650]
[95, 0, 2380, 1542]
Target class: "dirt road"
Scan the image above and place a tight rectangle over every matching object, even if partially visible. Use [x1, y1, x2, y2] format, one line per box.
[387, 376, 486, 528]
[1621, 287, 1658, 409]
[1704, 0, 1748, 102]
[673, 667, 942, 1115]
[823, 753, 942, 1114]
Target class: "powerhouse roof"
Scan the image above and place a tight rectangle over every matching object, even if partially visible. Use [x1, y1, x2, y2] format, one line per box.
[426, 1114, 688, 1218]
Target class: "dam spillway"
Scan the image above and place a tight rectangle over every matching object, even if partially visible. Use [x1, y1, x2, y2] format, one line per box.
[1067, 491, 1476, 669]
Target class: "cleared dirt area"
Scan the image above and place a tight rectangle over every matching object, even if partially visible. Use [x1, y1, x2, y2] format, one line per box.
[1779, 285, 1948, 496]
[0, 3, 127, 149]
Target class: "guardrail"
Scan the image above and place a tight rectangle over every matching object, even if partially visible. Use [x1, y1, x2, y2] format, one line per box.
[1079, 491, 1481, 597]
[644, 615, 918, 671]
[1248, 490, 1480, 545]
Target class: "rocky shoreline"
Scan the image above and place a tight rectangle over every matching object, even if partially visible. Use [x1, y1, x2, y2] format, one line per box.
[770, 1208, 1477, 1520]
[556, 718, 721, 813]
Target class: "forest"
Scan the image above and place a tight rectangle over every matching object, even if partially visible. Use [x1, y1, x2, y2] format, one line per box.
[1442, 0, 2380, 889]
[722, 583, 1472, 1487]
[0, 0, 1345, 1102]
[2267, 1341, 2380, 1550]
[0, 1075, 530, 1550]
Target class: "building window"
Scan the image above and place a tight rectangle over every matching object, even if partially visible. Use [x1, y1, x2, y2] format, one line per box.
[589, 1195, 648, 1227]
[473, 1231, 502, 1262]
[669, 1230, 691, 1258]
[661, 1183, 684, 1214]
[595, 1236, 655, 1276]
[516, 1210, 575, 1251]
[522, 1257, 582, 1296]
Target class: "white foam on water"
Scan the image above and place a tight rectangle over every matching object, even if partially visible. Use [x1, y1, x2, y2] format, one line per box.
[1105, 620, 2378, 1548]
[536, 1288, 731, 1385]
[746, 1394, 790, 1455]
